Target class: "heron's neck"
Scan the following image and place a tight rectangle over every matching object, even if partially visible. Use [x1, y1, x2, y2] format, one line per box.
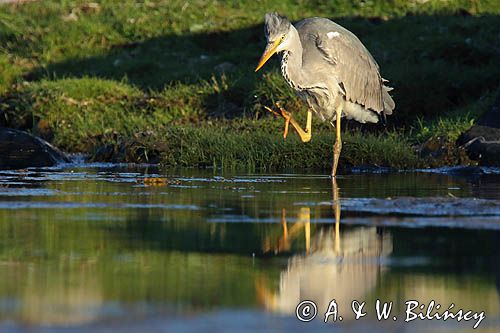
[280, 26, 305, 90]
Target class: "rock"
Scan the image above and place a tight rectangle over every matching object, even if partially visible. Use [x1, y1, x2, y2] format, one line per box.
[457, 92, 500, 166]
[418, 136, 470, 166]
[457, 128, 500, 166]
[0, 127, 70, 169]
[467, 139, 500, 166]
[459, 125, 500, 144]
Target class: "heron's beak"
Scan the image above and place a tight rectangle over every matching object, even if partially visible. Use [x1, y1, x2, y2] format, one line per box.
[255, 39, 280, 72]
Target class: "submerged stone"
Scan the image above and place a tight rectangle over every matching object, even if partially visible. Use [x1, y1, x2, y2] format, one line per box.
[0, 127, 69, 169]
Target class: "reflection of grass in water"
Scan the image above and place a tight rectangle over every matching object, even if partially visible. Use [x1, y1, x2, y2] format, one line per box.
[0, 211, 282, 324]
[374, 273, 499, 318]
[0, 245, 277, 324]
[0, 1, 499, 168]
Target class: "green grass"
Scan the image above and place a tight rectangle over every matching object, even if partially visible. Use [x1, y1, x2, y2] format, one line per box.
[99, 123, 420, 170]
[0, 0, 499, 170]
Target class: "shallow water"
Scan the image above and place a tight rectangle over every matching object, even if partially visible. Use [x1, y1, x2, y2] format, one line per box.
[0, 165, 499, 332]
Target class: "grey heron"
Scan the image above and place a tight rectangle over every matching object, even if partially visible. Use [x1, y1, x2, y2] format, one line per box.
[255, 13, 395, 177]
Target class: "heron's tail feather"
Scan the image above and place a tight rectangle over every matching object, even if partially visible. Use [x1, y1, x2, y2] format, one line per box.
[382, 85, 395, 115]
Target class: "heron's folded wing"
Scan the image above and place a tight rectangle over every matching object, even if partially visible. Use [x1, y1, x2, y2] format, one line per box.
[315, 31, 384, 113]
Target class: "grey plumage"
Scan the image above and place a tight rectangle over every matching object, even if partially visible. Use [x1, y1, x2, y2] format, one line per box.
[263, 13, 395, 123]
[257, 13, 395, 177]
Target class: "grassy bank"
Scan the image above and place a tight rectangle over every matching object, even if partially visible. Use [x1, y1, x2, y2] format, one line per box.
[0, 0, 499, 170]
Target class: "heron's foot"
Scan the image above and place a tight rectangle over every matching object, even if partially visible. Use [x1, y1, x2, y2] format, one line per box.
[263, 103, 312, 143]
[277, 106, 311, 143]
[263, 105, 280, 117]
[263, 104, 291, 139]
[274, 102, 293, 139]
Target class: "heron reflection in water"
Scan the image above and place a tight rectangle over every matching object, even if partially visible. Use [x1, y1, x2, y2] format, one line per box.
[257, 180, 392, 320]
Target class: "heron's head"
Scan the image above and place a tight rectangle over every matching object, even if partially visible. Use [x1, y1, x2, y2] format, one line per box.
[255, 12, 292, 72]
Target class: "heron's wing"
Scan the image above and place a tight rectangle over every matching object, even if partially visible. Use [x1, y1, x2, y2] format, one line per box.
[301, 20, 385, 112]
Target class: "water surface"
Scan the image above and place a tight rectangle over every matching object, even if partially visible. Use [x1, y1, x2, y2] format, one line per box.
[0, 165, 499, 332]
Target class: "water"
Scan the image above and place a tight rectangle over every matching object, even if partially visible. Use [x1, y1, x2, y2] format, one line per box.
[0, 165, 499, 332]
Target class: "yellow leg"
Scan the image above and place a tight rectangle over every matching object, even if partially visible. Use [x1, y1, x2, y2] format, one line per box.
[281, 208, 288, 244]
[306, 108, 312, 136]
[264, 104, 312, 143]
[297, 207, 311, 253]
[255, 276, 277, 309]
[279, 106, 312, 143]
[332, 178, 341, 254]
[273, 207, 310, 253]
[332, 105, 343, 177]
[305, 220, 310, 254]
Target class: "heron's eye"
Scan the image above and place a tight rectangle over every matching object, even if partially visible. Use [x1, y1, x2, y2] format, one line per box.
[280, 35, 286, 42]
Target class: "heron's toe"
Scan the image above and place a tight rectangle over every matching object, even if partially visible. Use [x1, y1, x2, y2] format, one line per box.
[279, 108, 291, 120]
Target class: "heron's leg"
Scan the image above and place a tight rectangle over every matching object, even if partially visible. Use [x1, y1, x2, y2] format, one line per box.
[281, 208, 288, 248]
[332, 178, 341, 254]
[297, 207, 311, 253]
[305, 108, 312, 136]
[264, 104, 312, 142]
[332, 105, 343, 177]
[276, 105, 312, 143]
[282, 110, 291, 139]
